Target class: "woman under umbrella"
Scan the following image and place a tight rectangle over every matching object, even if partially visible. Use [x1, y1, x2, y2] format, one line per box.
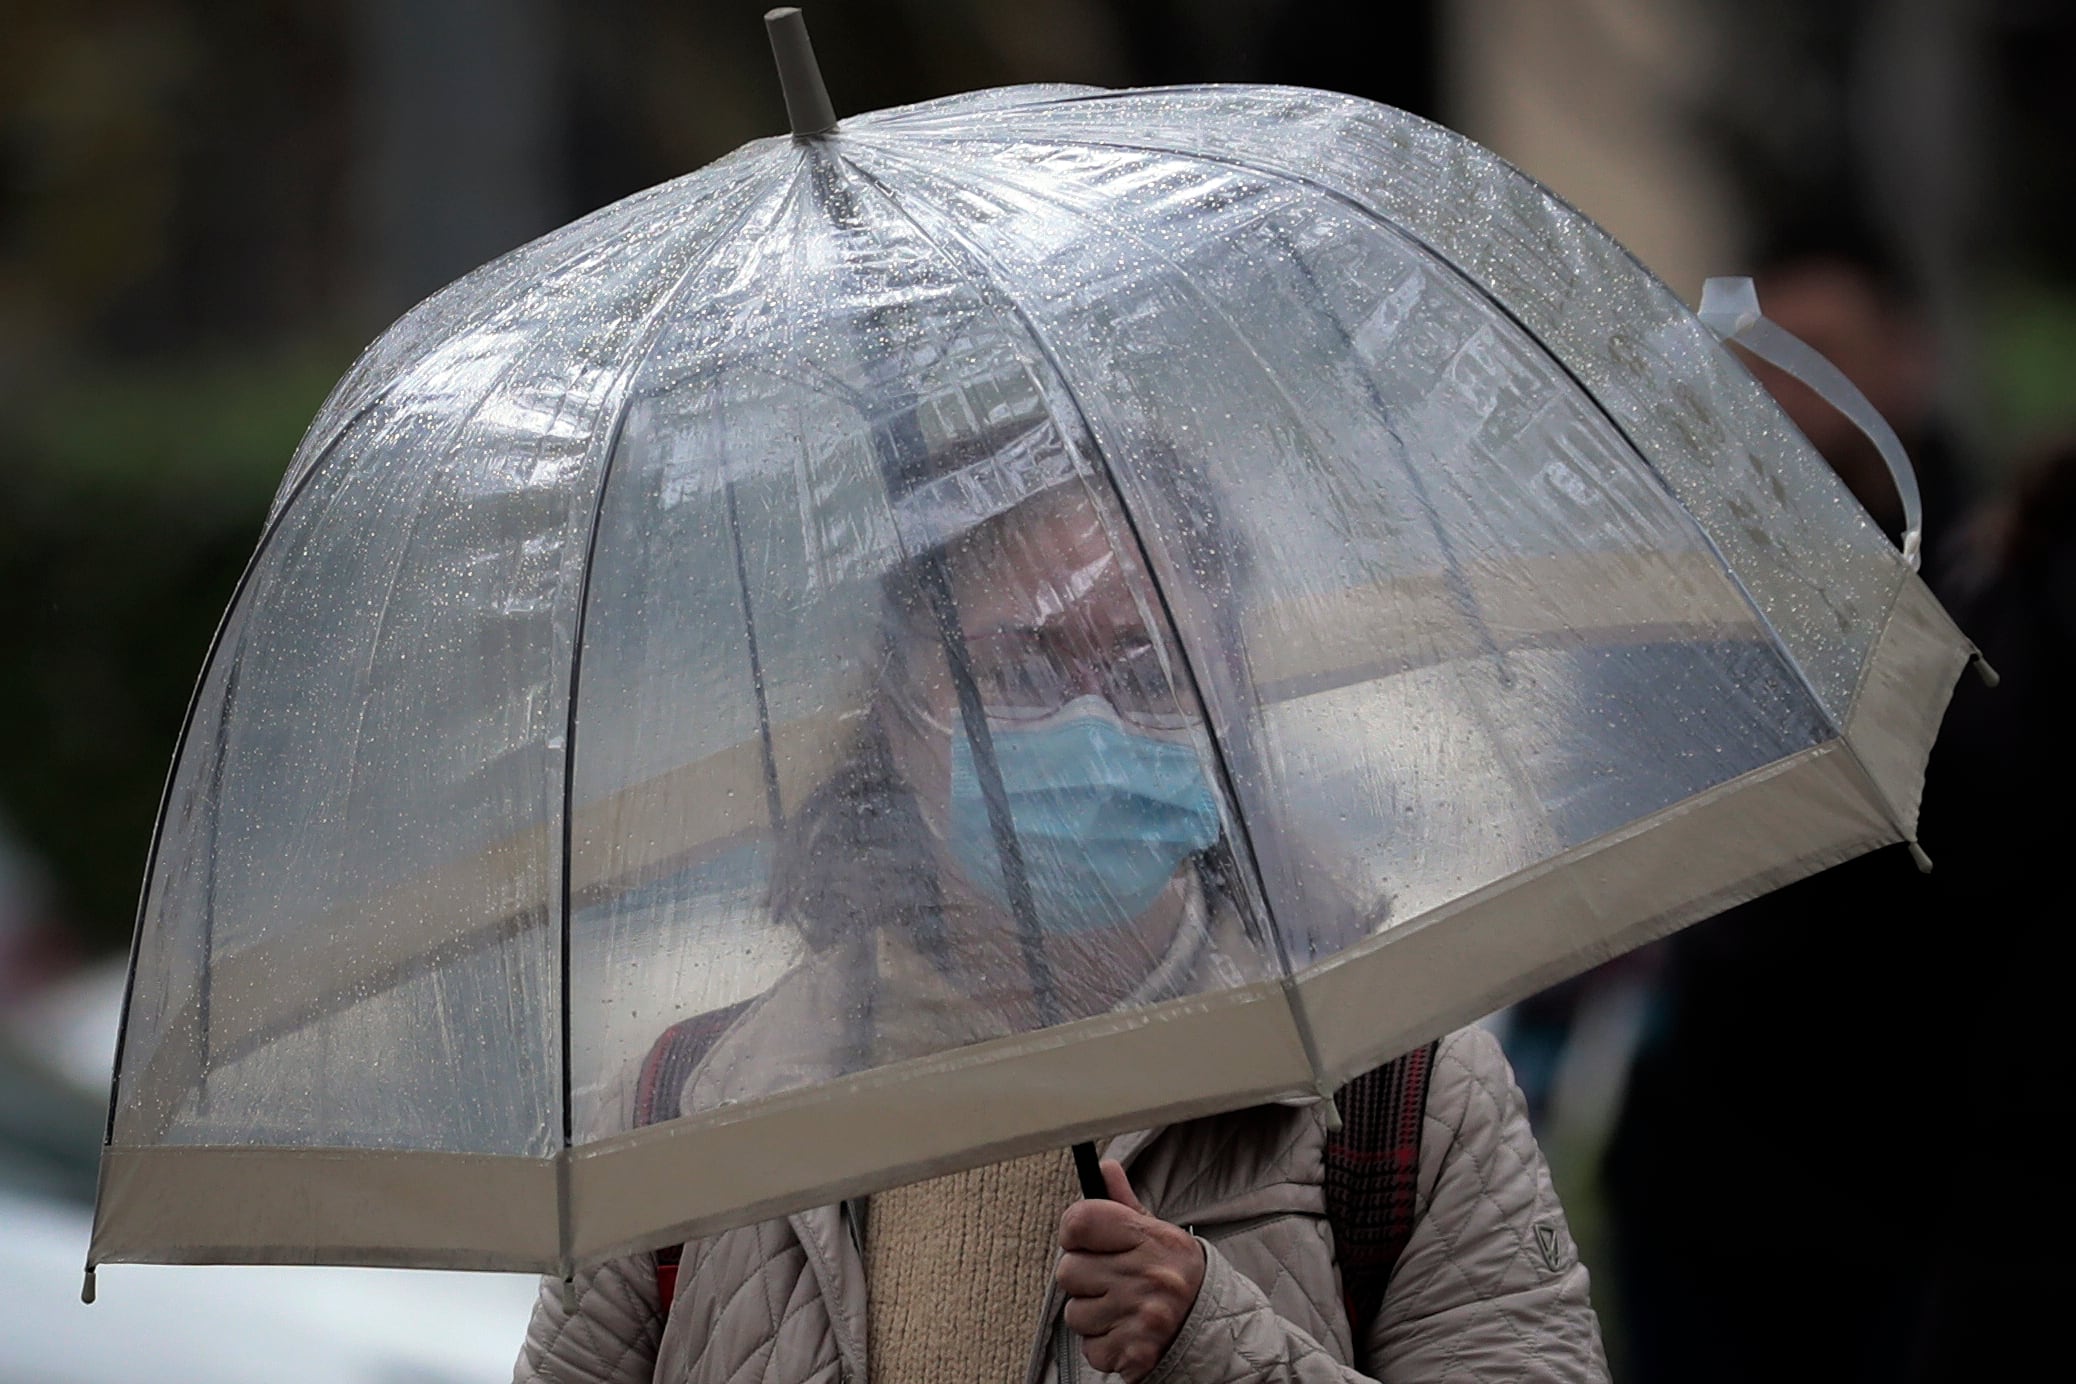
[516, 412, 1607, 1384]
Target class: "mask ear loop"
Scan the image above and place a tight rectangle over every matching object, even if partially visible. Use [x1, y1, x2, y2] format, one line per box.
[1699, 275, 1924, 570]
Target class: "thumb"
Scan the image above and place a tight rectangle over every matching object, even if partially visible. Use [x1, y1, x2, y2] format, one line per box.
[1099, 1158, 1145, 1213]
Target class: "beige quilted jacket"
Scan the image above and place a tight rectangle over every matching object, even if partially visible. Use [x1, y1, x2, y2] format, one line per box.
[514, 1024, 1606, 1383]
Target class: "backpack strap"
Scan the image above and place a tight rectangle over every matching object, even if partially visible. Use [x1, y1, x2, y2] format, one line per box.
[632, 1000, 754, 1315]
[1326, 1039, 1438, 1344]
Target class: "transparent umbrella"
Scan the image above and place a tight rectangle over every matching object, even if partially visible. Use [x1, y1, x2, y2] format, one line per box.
[92, 10, 1977, 1294]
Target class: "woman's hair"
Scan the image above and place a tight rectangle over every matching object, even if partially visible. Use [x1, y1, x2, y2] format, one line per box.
[768, 708, 947, 955]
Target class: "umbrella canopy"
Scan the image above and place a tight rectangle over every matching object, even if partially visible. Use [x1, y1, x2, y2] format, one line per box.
[94, 28, 1973, 1285]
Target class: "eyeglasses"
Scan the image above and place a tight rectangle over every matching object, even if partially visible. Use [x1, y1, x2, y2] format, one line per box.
[889, 624, 1196, 731]
[961, 627, 1184, 722]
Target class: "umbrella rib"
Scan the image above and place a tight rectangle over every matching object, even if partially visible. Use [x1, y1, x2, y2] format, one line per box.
[555, 169, 801, 1194]
[802, 149, 1067, 1027]
[716, 371, 787, 835]
[856, 84, 1237, 137]
[109, 390, 407, 1145]
[832, 152, 1340, 1106]
[724, 473, 787, 832]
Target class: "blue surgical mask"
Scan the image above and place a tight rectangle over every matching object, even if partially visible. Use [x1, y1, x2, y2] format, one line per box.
[948, 697, 1223, 935]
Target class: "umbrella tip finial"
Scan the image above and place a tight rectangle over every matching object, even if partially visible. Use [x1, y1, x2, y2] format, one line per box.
[765, 8, 838, 138]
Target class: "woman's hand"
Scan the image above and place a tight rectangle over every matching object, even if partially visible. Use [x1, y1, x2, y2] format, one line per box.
[1056, 1158, 1206, 1381]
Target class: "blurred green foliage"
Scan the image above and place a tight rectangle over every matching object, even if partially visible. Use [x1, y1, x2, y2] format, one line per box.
[1, 347, 352, 951]
[18, 349, 349, 495]
[1985, 279, 2076, 457]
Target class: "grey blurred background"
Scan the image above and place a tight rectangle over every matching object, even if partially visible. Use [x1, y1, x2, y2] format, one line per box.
[3, 2, 2072, 1377]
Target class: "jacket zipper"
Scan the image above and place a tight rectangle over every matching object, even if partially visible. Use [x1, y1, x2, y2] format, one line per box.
[1055, 1315, 1080, 1384]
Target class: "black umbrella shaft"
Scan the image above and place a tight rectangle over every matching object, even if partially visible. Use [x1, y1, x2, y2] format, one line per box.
[803, 144, 1064, 1029]
[1073, 1140, 1109, 1201]
[723, 475, 786, 833]
[912, 552, 1064, 1029]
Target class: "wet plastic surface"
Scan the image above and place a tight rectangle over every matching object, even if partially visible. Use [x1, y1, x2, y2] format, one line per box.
[115, 86, 1902, 1167]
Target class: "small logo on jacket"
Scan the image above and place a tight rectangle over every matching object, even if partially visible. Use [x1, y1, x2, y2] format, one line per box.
[1535, 1224, 1564, 1271]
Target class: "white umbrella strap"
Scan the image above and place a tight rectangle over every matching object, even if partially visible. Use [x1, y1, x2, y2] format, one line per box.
[1698, 276, 1924, 570]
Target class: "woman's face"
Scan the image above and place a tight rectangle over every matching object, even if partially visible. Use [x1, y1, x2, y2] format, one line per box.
[882, 483, 1224, 956]
[888, 484, 1189, 782]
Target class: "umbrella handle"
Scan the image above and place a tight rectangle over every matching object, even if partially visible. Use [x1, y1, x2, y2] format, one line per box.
[1072, 1141, 1110, 1200]
[1700, 276, 1925, 570]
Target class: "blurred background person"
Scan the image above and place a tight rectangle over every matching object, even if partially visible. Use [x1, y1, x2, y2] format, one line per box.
[1450, 5, 2073, 1377]
[1900, 435, 2074, 1378]
[1597, 230, 1981, 1384]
